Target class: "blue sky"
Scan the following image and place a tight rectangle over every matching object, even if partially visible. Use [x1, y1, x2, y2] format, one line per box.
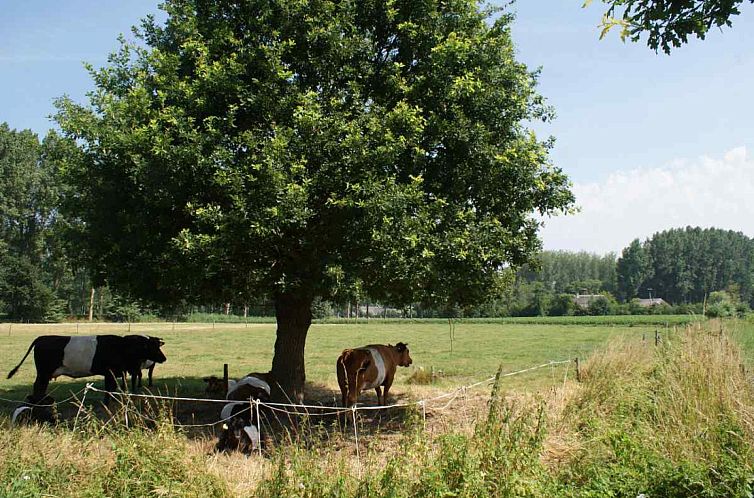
[2, 1, 753, 254]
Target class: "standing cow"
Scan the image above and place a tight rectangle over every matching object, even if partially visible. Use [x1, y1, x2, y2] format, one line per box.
[336, 342, 412, 407]
[123, 335, 160, 391]
[6, 335, 167, 403]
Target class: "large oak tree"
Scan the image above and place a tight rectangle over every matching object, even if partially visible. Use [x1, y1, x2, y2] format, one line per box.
[55, 0, 574, 400]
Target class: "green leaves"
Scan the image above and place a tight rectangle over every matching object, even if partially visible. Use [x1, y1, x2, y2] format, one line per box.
[55, 0, 574, 309]
[593, 0, 753, 53]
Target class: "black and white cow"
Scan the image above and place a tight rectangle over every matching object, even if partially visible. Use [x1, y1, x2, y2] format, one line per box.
[215, 373, 271, 454]
[123, 336, 159, 391]
[6, 335, 167, 403]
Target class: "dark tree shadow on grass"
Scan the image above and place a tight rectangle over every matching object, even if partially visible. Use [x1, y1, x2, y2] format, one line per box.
[1, 376, 422, 450]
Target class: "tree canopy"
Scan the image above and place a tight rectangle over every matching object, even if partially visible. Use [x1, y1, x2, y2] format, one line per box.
[592, 0, 753, 52]
[55, 0, 574, 398]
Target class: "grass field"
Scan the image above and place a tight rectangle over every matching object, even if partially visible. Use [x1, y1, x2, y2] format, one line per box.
[1, 318, 752, 497]
[0, 319, 669, 406]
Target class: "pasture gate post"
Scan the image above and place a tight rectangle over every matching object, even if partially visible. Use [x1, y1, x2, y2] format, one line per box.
[575, 357, 581, 383]
[223, 364, 229, 394]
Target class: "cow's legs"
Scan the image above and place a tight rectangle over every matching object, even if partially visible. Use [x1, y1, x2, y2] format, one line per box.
[375, 386, 383, 406]
[132, 370, 141, 392]
[31, 375, 50, 403]
[382, 378, 393, 406]
[147, 364, 154, 387]
[104, 370, 119, 404]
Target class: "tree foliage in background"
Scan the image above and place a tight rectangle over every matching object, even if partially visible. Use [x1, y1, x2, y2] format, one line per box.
[519, 250, 617, 295]
[592, 0, 754, 53]
[0, 124, 69, 321]
[645, 227, 754, 304]
[616, 238, 651, 301]
[54, 0, 574, 398]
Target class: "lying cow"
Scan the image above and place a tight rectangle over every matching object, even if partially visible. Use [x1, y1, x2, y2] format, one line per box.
[203, 375, 227, 396]
[215, 373, 272, 454]
[336, 342, 412, 407]
[7, 335, 167, 403]
[10, 395, 58, 426]
[226, 373, 272, 402]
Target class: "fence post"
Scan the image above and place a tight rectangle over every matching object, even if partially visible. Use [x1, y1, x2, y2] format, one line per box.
[8, 323, 11, 336]
[575, 357, 581, 382]
[223, 364, 229, 394]
[655, 329, 659, 347]
[254, 398, 262, 457]
[352, 406, 361, 478]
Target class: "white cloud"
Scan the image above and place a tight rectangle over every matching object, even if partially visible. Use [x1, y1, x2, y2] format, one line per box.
[540, 147, 754, 254]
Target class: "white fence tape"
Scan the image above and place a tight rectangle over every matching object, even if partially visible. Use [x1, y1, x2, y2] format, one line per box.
[82, 359, 571, 420]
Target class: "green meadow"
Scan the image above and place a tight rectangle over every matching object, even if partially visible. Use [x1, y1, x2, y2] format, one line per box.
[0, 319, 679, 404]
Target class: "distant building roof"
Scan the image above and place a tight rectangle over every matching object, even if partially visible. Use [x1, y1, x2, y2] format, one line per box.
[636, 298, 669, 307]
[573, 294, 603, 308]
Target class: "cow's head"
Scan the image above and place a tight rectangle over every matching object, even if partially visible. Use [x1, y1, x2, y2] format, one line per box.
[216, 417, 258, 454]
[203, 376, 226, 396]
[144, 336, 167, 363]
[394, 342, 412, 367]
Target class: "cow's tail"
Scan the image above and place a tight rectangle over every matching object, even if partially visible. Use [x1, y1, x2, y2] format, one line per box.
[338, 349, 370, 397]
[7, 338, 38, 379]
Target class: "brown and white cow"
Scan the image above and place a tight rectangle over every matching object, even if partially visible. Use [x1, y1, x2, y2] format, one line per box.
[336, 342, 412, 407]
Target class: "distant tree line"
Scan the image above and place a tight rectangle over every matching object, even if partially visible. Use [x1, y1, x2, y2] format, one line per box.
[498, 227, 753, 318]
[1, 122, 752, 321]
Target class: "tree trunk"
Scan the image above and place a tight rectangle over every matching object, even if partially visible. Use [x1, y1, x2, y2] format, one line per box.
[270, 293, 313, 403]
[88, 287, 95, 321]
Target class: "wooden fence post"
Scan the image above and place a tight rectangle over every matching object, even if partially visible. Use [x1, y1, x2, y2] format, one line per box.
[655, 329, 659, 347]
[575, 357, 581, 382]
